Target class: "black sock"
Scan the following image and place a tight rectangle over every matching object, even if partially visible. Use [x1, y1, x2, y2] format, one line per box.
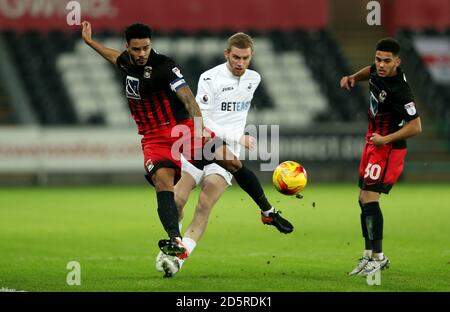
[156, 191, 181, 239]
[365, 238, 372, 251]
[362, 201, 383, 252]
[372, 239, 383, 254]
[232, 166, 272, 211]
[359, 200, 372, 250]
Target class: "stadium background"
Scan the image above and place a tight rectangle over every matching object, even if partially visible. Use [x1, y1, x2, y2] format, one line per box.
[0, 0, 449, 184]
[0, 0, 449, 292]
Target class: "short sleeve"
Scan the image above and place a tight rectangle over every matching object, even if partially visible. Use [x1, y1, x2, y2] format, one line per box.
[391, 83, 419, 121]
[116, 52, 129, 72]
[195, 74, 214, 111]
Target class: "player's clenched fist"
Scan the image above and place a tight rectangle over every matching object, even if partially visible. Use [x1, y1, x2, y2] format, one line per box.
[81, 21, 92, 44]
[340, 75, 355, 91]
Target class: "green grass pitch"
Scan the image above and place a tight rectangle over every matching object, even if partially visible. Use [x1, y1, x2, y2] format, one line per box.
[0, 183, 449, 292]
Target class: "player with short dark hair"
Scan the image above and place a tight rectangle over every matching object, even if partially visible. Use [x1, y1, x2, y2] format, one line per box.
[81, 22, 293, 266]
[125, 23, 153, 44]
[340, 37, 422, 276]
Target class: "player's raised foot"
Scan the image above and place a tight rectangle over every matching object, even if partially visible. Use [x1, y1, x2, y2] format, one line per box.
[358, 257, 390, 276]
[155, 250, 166, 272]
[348, 257, 370, 276]
[158, 237, 189, 258]
[261, 211, 294, 234]
[161, 256, 184, 278]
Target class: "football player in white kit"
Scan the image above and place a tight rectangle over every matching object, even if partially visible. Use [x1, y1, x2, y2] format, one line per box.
[156, 33, 290, 277]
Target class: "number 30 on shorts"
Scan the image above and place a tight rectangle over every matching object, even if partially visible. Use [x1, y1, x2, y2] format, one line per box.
[364, 163, 382, 180]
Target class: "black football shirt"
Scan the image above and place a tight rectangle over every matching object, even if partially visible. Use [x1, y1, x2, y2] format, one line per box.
[367, 65, 419, 149]
[116, 49, 190, 136]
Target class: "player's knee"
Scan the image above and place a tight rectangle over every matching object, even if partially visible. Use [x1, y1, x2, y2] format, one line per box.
[224, 159, 242, 173]
[152, 175, 173, 192]
[358, 195, 364, 206]
[359, 191, 379, 205]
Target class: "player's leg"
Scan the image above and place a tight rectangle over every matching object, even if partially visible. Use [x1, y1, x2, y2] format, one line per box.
[185, 173, 229, 242]
[156, 171, 196, 273]
[174, 172, 197, 224]
[360, 148, 406, 275]
[358, 143, 372, 254]
[350, 143, 385, 275]
[161, 165, 230, 277]
[349, 190, 374, 276]
[157, 153, 206, 275]
[147, 164, 188, 257]
[360, 189, 383, 257]
[162, 173, 229, 277]
[142, 130, 195, 274]
[354, 145, 405, 275]
[357, 189, 391, 276]
[213, 144, 293, 234]
[151, 168, 183, 241]
[174, 156, 204, 224]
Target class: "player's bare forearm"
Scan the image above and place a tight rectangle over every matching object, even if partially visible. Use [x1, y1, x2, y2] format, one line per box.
[341, 66, 371, 90]
[350, 66, 371, 82]
[86, 40, 120, 65]
[370, 117, 422, 146]
[81, 21, 119, 65]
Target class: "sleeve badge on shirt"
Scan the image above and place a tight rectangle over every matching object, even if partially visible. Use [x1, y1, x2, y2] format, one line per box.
[172, 67, 183, 78]
[404, 102, 417, 116]
[201, 95, 209, 104]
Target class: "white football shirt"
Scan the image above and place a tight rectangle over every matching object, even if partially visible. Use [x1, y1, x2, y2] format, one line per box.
[196, 62, 261, 156]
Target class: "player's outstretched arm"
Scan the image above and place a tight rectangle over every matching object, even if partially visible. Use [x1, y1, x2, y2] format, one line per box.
[81, 21, 120, 65]
[340, 65, 371, 90]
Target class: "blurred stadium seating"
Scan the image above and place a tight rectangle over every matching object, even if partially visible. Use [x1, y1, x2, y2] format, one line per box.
[0, 29, 364, 127]
[0, 0, 449, 184]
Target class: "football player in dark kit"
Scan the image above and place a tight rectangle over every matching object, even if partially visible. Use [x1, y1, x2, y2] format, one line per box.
[81, 21, 293, 265]
[340, 38, 422, 276]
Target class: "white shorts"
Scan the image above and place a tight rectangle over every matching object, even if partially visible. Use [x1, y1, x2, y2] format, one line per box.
[180, 156, 233, 186]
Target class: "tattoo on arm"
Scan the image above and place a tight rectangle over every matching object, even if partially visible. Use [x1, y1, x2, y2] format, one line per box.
[176, 85, 202, 119]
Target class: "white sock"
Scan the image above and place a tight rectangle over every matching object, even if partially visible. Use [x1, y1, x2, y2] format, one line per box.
[262, 207, 275, 217]
[182, 237, 197, 255]
[179, 222, 183, 232]
[373, 252, 384, 260]
[363, 250, 372, 259]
